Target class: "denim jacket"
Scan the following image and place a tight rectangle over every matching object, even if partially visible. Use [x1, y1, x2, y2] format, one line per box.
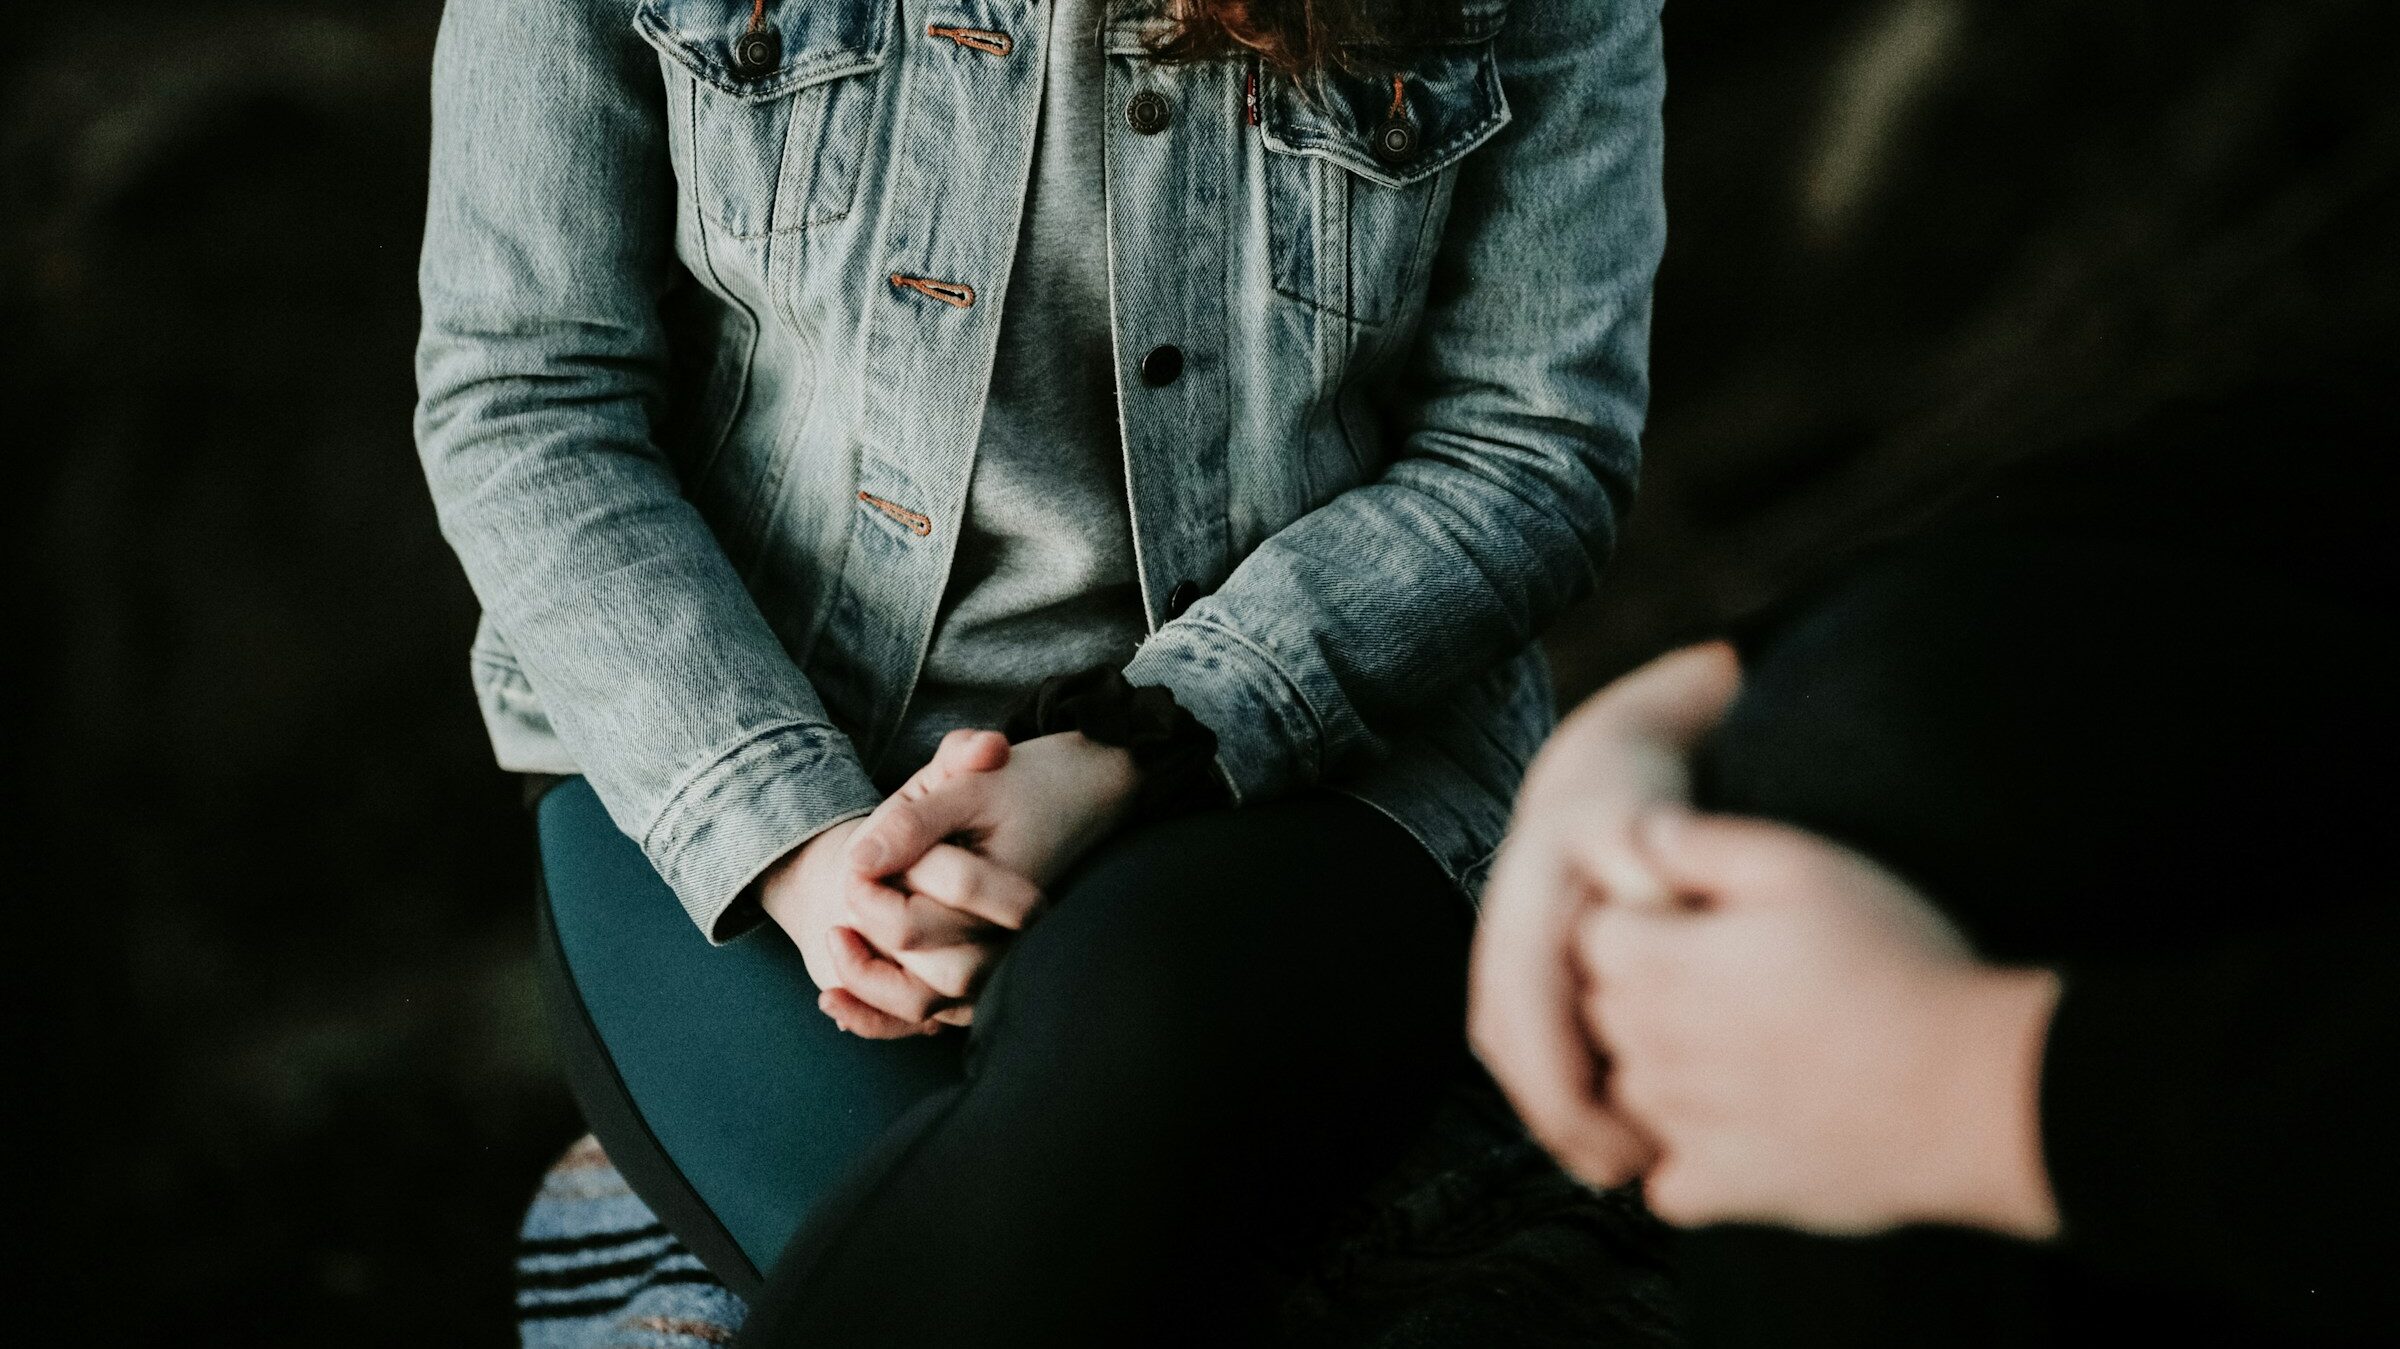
[415, 0, 1664, 939]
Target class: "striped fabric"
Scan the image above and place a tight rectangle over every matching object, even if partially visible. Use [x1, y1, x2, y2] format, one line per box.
[515, 1137, 747, 1347]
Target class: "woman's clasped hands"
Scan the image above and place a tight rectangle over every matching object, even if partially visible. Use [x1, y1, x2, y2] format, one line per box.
[758, 727, 1143, 1040]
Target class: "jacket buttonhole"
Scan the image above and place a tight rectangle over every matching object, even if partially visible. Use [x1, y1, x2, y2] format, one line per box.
[857, 489, 934, 537]
[888, 272, 978, 309]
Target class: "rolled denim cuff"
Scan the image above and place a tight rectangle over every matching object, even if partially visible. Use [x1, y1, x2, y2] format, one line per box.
[1121, 617, 1323, 807]
[640, 720, 882, 943]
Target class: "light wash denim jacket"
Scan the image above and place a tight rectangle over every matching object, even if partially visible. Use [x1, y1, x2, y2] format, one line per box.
[414, 0, 1664, 939]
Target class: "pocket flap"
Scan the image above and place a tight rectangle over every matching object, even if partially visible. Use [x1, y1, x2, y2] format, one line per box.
[1259, 41, 1511, 190]
[634, 0, 892, 101]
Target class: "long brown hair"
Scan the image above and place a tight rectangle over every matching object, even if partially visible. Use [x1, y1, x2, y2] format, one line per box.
[1150, 0, 1459, 77]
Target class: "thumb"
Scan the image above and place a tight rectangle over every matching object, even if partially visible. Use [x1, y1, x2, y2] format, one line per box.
[1601, 640, 1745, 748]
[850, 781, 983, 879]
[894, 728, 1012, 802]
[930, 727, 1010, 776]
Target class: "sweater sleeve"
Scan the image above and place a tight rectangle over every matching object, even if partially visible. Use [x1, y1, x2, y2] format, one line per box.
[2037, 900, 2400, 1331]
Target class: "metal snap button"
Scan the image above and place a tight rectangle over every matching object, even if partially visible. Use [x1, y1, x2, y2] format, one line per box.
[730, 27, 782, 79]
[1372, 116, 1420, 166]
[1166, 580, 1201, 618]
[1139, 344, 1184, 387]
[1126, 90, 1172, 135]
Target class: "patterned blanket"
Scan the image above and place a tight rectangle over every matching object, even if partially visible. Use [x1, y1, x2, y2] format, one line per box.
[516, 1082, 1683, 1348]
[515, 1137, 747, 1347]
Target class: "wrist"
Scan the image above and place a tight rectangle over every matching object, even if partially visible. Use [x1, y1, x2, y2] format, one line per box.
[1003, 665, 1226, 820]
[754, 852, 807, 936]
[1068, 730, 1142, 795]
[1928, 965, 2064, 1239]
[755, 818, 856, 929]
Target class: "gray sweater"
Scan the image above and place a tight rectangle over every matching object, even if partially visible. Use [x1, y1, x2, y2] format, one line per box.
[883, 0, 1145, 784]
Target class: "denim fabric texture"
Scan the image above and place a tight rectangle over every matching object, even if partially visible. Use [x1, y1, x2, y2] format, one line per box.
[414, 0, 1666, 939]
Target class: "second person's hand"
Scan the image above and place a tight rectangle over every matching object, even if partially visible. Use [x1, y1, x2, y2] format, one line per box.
[1576, 809, 2061, 1238]
[1468, 641, 1743, 1189]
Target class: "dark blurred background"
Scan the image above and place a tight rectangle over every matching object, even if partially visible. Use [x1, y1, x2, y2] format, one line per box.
[10, 0, 2395, 1342]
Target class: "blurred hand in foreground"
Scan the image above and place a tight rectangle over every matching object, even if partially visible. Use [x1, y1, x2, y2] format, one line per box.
[1469, 641, 1743, 1187]
[1576, 809, 2061, 1238]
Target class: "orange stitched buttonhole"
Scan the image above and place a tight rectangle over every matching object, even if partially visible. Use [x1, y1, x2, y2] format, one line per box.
[857, 491, 933, 537]
[927, 23, 1013, 55]
[888, 273, 977, 309]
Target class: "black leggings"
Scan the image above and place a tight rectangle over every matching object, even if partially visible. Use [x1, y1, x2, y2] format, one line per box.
[537, 784, 1472, 1347]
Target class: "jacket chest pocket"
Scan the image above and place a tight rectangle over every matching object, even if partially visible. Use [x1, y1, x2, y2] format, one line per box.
[636, 0, 893, 239]
[1259, 31, 1510, 325]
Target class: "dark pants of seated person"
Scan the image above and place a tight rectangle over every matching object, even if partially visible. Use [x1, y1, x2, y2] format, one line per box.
[534, 780, 1472, 1347]
[1678, 517, 2393, 1346]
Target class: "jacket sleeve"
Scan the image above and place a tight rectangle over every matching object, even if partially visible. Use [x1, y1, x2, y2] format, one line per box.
[1123, 0, 1663, 802]
[414, 0, 879, 941]
[2038, 901, 2400, 1328]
